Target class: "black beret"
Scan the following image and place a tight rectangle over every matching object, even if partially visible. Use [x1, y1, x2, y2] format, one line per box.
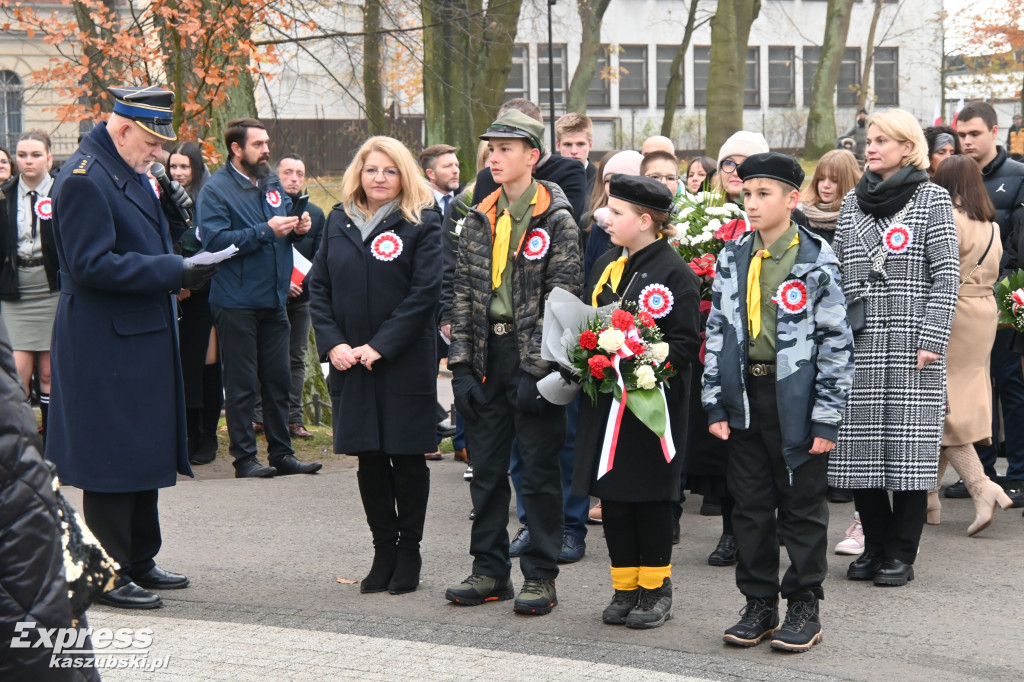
[607, 174, 674, 212]
[736, 152, 805, 190]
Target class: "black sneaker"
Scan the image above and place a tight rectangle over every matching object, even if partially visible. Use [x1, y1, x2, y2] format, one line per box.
[445, 574, 515, 606]
[513, 578, 557, 615]
[508, 527, 532, 557]
[625, 578, 673, 629]
[770, 594, 822, 652]
[602, 589, 638, 625]
[708, 534, 738, 566]
[723, 596, 779, 647]
[944, 479, 969, 498]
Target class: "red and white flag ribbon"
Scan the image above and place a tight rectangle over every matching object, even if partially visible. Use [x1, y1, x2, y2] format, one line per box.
[291, 246, 312, 287]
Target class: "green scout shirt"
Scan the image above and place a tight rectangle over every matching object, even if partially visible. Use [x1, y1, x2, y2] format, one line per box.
[748, 221, 799, 362]
[489, 179, 538, 321]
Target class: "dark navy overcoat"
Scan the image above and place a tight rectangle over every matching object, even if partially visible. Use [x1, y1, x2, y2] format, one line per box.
[45, 122, 192, 492]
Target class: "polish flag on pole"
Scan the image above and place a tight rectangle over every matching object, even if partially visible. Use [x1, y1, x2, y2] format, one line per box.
[291, 247, 312, 288]
[933, 101, 943, 126]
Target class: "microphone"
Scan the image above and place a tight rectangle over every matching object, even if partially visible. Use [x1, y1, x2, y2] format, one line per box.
[150, 162, 193, 226]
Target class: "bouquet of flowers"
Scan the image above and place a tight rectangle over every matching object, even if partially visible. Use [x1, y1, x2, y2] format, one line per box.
[995, 270, 1024, 333]
[667, 189, 747, 300]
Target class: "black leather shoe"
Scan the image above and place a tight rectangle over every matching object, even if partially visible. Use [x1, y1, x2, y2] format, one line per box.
[873, 558, 914, 586]
[847, 551, 883, 580]
[97, 582, 162, 609]
[272, 454, 322, 475]
[944, 479, 969, 498]
[130, 566, 190, 590]
[437, 420, 457, 438]
[708, 534, 738, 566]
[234, 457, 277, 478]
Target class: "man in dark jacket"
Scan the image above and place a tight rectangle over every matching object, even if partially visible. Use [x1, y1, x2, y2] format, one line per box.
[47, 87, 209, 609]
[198, 119, 322, 479]
[956, 102, 1024, 502]
[252, 153, 324, 439]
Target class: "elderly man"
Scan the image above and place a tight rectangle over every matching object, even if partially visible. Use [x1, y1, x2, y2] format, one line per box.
[47, 86, 215, 609]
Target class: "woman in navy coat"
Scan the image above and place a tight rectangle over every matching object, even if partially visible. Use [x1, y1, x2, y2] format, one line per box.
[309, 136, 442, 596]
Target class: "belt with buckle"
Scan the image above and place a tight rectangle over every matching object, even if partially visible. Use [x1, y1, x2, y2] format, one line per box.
[749, 363, 776, 377]
[18, 256, 44, 268]
[491, 321, 514, 336]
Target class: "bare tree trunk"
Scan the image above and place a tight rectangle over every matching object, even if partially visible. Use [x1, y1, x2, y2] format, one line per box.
[705, 0, 761, 156]
[422, 0, 473, 173]
[468, 0, 524, 142]
[566, 0, 613, 115]
[804, 0, 856, 159]
[661, 0, 701, 138]
[857, 0, 885, 111]
[363, 0, 386, 136]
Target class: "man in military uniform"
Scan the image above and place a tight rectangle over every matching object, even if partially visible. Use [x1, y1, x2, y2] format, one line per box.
[46, 86, 216, 609]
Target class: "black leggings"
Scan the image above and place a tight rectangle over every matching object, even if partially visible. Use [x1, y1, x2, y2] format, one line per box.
[602, 499, 673, 567]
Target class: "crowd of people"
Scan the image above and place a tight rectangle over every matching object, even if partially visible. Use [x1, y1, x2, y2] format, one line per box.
[2, 82, 1024, 673]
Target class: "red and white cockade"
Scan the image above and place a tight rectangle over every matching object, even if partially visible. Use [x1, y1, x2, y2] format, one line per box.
[265, 189, 282, 208]
[774, 279, 808, 314]
[521, 228, 550, 260]
[639, 283, 674, 319]
[370, 232, 404, 262]
[883, 223, 912, 254]
[34, 197, 52, 221]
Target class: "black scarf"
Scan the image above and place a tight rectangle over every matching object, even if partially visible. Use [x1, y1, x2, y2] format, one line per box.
[854, 164, 929, 218]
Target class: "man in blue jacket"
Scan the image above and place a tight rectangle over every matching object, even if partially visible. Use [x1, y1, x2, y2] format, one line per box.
[198, 119, 321, 478]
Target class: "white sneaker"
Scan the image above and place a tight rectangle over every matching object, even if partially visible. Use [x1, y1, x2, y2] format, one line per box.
[463, 465, 473, 481]
[834, 512, 864, 555]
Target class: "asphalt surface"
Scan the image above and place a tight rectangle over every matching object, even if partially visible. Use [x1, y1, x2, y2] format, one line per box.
[64, 378, 1024, 681]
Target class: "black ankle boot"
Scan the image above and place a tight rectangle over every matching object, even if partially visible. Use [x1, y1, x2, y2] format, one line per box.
[708, 534, 738, 566]
[602, 589, 638, 625]
[361, 545, 397, 593]
[624, 578, 673, 629]
[770, 592, 822, 652]
[723, 596, 779, 646]
[388, 548, 422, 595]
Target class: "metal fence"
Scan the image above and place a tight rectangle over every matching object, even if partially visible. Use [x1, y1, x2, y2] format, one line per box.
[263, 118, 424, 177]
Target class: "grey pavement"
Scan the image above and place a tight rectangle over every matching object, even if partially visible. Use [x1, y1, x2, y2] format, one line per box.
[63, 386, 1024, 681]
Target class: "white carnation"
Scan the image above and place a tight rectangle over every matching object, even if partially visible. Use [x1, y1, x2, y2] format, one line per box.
[635, 364, 657, 390]
[707, 218, 722, 232]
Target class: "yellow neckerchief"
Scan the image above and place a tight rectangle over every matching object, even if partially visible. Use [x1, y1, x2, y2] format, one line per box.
[747, 231, 799, 339]
[482, 185, 548, 289]
[591, 235, 663, 306]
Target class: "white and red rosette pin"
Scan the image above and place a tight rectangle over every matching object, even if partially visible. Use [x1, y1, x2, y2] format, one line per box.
[883, 223, 912, 254]
[370, 231, 404, 262]
[266, 189, 282, 208]
[34, 196, 52, 221]
[639, 283, 674, 319]
[521, 228, 550, 260]
[774, 279, 808, 314]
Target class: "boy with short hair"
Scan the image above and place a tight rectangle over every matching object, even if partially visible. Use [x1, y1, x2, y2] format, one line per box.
[445, 110, 583, 615]
[702, 152, 854, 652]
[640, 150, 683, 196]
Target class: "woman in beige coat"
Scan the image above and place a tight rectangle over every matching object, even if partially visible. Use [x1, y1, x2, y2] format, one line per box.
[930, 155, 1012, 535]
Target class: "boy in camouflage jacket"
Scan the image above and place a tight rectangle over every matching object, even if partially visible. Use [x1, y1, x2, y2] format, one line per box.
[702, 153, 853, 653]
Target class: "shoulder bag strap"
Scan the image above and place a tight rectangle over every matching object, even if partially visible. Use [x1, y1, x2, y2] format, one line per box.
[960, 221, 996, 286]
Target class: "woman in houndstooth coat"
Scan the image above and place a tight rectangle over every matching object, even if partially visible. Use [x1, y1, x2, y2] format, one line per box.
[829, 109, 959, 587]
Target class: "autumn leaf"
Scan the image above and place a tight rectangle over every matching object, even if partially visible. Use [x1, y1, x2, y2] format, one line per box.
[336, 577, 359, 585]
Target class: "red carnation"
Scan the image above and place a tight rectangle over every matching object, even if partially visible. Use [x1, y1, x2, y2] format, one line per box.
[611, 308, 634, 331]
[579, 330, 598, 350]
[714, 218, 748, 242]
[588, 354, 613, 379]
[637, 311, 655, 328]
[626, 338, 646, 356]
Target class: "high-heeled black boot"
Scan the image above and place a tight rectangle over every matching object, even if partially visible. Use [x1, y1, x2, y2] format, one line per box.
[357, 468, 399, 593]
[389, 458, 430, 595]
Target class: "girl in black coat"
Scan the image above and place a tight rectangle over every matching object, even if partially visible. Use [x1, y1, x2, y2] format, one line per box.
[573, 175, 701, 628]
[309, 136, 442, 596]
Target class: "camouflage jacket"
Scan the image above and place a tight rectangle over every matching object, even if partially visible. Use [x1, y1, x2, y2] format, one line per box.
[448, 180, 582, 379]
[702, 225, 854, 475]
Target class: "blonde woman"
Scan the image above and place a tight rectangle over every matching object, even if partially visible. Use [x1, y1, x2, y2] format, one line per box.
[830, 109, 959, 587]
[308, 136, 442, 595]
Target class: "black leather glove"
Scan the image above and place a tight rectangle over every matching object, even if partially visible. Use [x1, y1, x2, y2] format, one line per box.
[451, 367, 486, 422]
[181, 259, 218, 290]
[517, 373, 546, 414]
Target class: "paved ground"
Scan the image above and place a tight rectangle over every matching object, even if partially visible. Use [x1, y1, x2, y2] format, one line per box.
[63, 378, 1024, 681]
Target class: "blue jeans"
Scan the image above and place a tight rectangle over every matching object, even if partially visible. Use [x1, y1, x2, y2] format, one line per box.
[977, 329, 1024, 481]
[453, 412, 466, 451]
[510, 397, 588, 540]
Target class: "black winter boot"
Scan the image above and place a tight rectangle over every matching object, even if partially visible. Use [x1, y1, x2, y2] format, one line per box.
[357, 469, 398, 593]
[723, 596, 779, 646]
[602, 590, 638, 625]
[389, 459, 429, 594]
[624, 578, 673, 629]
[770, 592, 823, 652]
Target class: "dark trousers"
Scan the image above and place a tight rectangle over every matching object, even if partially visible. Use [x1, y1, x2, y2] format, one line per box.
[212, 306, 294, 465]
[465, 333, 565, 580]
[977, 328, 1024, 481]
[253, 298, 311, 424]
[854, 488, 927, 564]
[82, 489, 161, 581]
[602, 500, 672, 567]
[510, 396, 589, 540]
[726, 375, 829, 600]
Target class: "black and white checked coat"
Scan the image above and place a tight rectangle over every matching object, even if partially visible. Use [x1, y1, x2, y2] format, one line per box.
[828, 182, 959, 490]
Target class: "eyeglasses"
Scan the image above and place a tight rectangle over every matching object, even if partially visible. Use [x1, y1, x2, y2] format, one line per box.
[363, 167, 399, 178]
[646, 174, 679, 183]
[721, 160, 739, 172]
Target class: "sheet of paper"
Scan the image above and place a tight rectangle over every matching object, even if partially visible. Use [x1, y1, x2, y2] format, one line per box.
[185, 245, 239, 266]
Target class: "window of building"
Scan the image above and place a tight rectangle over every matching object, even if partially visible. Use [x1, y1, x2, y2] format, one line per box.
[0, 71, 22, 151]
[768, 46, 795, 107]
[693, 46, 710, 107]
[874, 47, 899, 106]
[837, 47, 861, 107]
[538, 43, 567, 111]
[619, 45, 648, 108]
[744, 47, 760, 108]
[587, 45, 611, 109]
[504, 45, 529, 102]
[656, 44, 684, 108]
